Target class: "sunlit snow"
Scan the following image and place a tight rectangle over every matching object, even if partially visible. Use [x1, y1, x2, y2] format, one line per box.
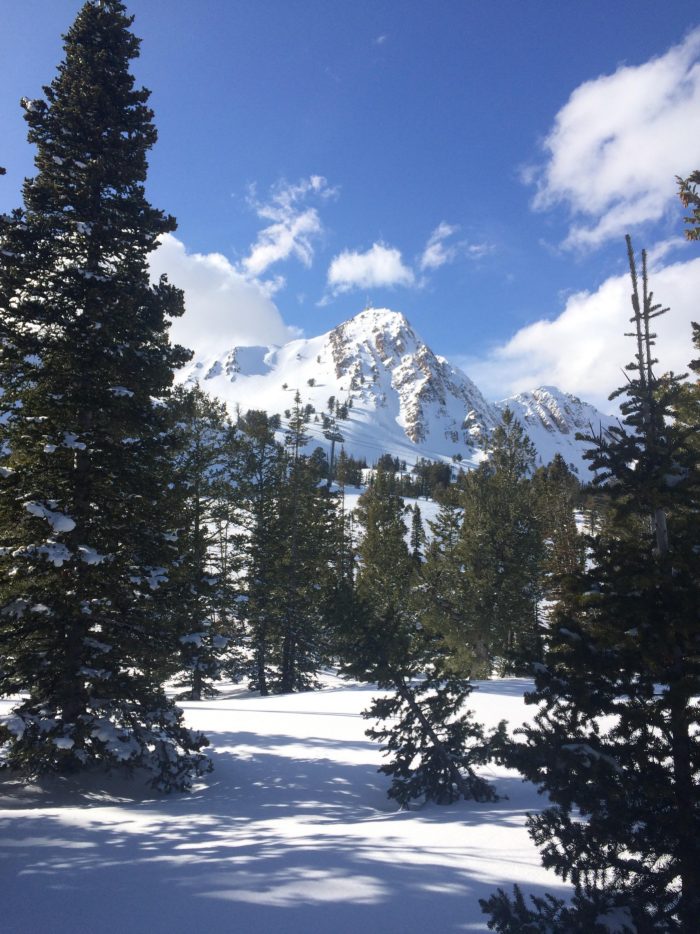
[179, 308, 615, 475]
[0, 674, 569, 933]
[23, 501, 76, 533]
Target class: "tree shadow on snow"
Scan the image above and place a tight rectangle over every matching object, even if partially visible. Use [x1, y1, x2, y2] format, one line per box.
[0, 725, 566, 934]
[471, 678, 534, 697]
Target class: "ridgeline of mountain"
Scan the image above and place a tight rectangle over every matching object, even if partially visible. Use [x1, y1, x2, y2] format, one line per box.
[183, 308, 616, 475]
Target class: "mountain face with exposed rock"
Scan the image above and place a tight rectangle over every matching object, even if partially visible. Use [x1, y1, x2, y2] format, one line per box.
[182, 308, 616, 476]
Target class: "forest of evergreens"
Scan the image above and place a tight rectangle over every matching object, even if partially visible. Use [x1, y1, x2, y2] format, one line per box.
[1, 3, 699, 931]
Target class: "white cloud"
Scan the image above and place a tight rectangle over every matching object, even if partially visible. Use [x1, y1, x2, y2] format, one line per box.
[327, 242, 415, 295]
[420, 223, 495, 270]
[149, 234, 299, 357]
[241, 175, 337, 279]
[645, 236, 688, 268]
[420, 222, 459, 270]
[462, 252, 700, 410]
[529, 28, 700, 249]
[466, 242, 495, 259]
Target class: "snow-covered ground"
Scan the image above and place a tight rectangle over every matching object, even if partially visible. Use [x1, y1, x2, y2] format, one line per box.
[342, 486, 443, 543]
[0, 675, 569, 933]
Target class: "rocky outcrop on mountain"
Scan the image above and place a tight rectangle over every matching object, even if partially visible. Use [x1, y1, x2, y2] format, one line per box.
[496, 386, 617, 471]
[497, 386, 611, 436]
[326, 309, 498, 446]
[181, 307, 615, 475]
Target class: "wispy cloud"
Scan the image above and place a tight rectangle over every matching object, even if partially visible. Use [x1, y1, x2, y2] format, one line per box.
[526, 27, 700, 249]
[465, 241, 495, 259]
[374, 34, 387, 46]
[420, 223, 495, 271]
[461, 251, 700, 410]
[241, 175, 337, 281]
[645, 236, 688, 268]
[419, 222, 459, 271]
[324, 222, 495, 303]
[326, 242, 415, 296]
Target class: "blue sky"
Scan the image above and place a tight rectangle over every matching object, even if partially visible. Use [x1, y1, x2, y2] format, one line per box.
[2, 1, 700, 408]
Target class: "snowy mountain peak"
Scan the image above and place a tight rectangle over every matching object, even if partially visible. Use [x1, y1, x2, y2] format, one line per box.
[496, 386, 617, 470]
[326, 308, 497, 447]
[180, 307, 614, 475]
[340, 305, 414, 335]
[327, 308, 420, 379]
[500, 386, 614, 437]
[201, 345, 276, 382]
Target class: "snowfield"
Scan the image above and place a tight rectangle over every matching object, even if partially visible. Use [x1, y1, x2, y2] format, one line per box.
[0, 675, 569, 933]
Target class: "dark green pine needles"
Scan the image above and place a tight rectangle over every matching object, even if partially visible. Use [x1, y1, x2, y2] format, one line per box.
[481, 240, 700, 932]
[0, 1, 210, 790]
[337, 466, 505, 808]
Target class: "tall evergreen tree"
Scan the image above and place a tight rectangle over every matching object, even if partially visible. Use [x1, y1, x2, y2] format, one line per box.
[451, 410, 542, 674]
[275, 393, 336, 693]
[234, 400, 337, 695]
[337, 468, 501, 807]
[352, 467, 414, 634]
[482, 239, 700, 931]
[676, 169, 700, 456]
[532, 454, 585, 605]
[675, 324, 700, 462]
[334, 447, 364, 488]
[0, 1, 209, 789]
[409, 504, 426, 565]
[168, 385, 239, 701]
[234, 410, 285, 696]
[419, 494, 467, 663]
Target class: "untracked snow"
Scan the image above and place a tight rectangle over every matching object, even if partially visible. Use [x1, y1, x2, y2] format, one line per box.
[0, 675, 570, 933]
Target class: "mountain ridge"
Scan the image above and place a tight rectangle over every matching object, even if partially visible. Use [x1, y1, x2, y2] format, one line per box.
[183, 307, 616, 475]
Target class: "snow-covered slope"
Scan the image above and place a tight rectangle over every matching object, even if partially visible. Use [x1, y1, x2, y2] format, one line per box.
[182, 308, 615, 475]
[0, 675, 569, 934]
[496, 386, 618, 472]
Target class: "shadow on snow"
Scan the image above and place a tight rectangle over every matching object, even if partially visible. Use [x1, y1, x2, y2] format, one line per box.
[0, 722, 563, 934]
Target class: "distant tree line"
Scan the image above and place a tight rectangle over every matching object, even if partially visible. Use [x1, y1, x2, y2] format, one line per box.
[1, 5, 698, 928]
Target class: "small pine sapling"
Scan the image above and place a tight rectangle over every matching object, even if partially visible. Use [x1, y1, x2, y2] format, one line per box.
[365, 665, 504, 807]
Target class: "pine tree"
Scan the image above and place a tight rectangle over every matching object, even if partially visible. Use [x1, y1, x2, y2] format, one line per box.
[275, 392, 336, 693]
[234, 410, 285, 696]
[675, 169, 700, 461]
[234, 401, 337, 696]
[335, 448, 364, 488]
[168, 385, 239, 700]
[675, 324, 700, 461]
[364, 666, 501, 809]
[452, 410, 542, 674]
[338, 467, 501, 807]
[0, 1, 209, 790]
[677, 170, 700, 241]
[353, 467, 412, 629]
[409, 504, 426, 565]
[481, 239, 700, 931]
[532, 454, 585, 607]
[419, 494, 474, 673]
